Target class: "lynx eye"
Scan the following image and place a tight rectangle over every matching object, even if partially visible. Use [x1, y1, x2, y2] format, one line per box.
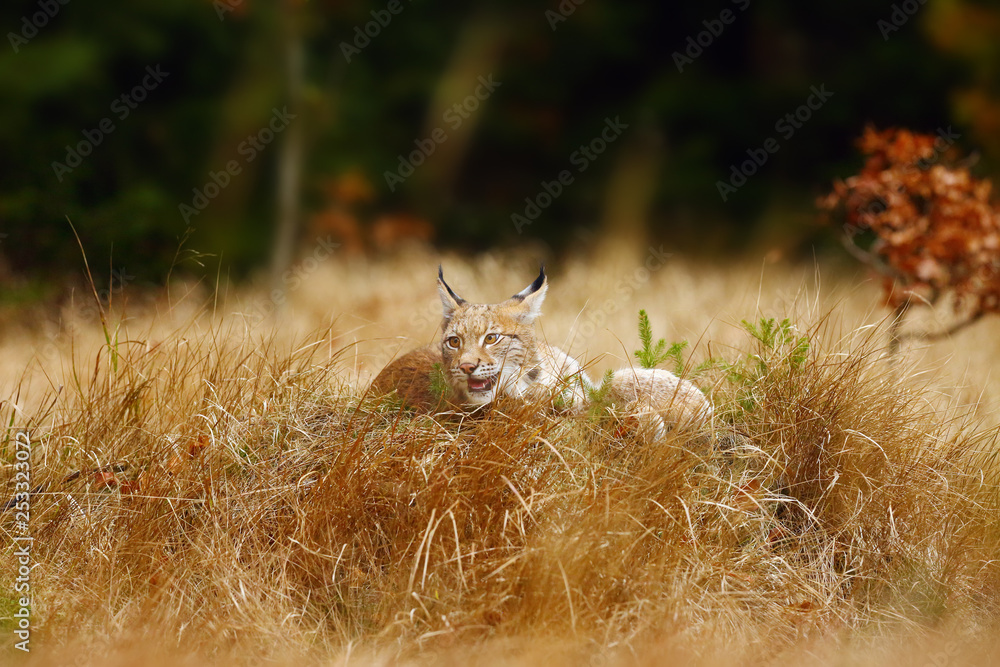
[483, 333, 501, 345]
[445, 336, 461, 349]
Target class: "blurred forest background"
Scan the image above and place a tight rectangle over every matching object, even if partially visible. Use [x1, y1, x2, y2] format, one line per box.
[2, 0, 1000, 296]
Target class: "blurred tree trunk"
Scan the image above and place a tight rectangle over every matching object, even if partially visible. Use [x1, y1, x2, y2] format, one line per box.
[270, 3, 305, 292]
[598, 116, 663, 261]
[413, 10, 507, 218]
[194, 6, 286, 262]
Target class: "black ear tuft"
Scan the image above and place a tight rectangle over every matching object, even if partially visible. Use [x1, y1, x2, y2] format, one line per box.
[512, 264, 546, 300]
[438, 265, 465, 304]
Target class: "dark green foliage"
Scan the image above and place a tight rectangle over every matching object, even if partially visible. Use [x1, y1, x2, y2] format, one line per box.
[0, 0, 989, 287]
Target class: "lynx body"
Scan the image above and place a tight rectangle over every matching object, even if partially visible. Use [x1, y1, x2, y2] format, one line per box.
[371, 266, 712, 432]
[608, 366, 714, 440]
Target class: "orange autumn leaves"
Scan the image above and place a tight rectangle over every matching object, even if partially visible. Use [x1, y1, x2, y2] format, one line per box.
[820, 126, 1000, 315]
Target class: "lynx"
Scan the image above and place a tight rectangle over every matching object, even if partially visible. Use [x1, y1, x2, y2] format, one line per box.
[371, 266, 712, 430]
[373, 266, 589, 411]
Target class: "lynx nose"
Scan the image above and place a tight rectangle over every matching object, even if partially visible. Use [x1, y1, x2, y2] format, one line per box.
[459, 362, 478, 375]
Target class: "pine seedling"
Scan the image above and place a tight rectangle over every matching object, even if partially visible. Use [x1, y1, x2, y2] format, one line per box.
[586, 368, 615, 404]
[582, 369, 617, 423]
[632, 309, 722, 378]
[722, 316, 812, 416]
[634, 310, 672, 369]
[634, 309, 695, 375]
[740, 317, 809, 371]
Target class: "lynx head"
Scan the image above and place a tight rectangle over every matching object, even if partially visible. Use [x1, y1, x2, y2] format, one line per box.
[437, 266, 547, 408]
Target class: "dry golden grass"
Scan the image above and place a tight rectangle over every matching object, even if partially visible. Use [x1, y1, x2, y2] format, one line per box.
[2, 245, 999, 665]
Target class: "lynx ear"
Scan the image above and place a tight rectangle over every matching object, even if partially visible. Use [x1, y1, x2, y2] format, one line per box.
[437, 265, 466, 321]
[509, 265, 547, 323]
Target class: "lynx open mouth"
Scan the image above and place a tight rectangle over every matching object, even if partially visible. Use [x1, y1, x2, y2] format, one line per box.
[466, 375, 497, 393]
